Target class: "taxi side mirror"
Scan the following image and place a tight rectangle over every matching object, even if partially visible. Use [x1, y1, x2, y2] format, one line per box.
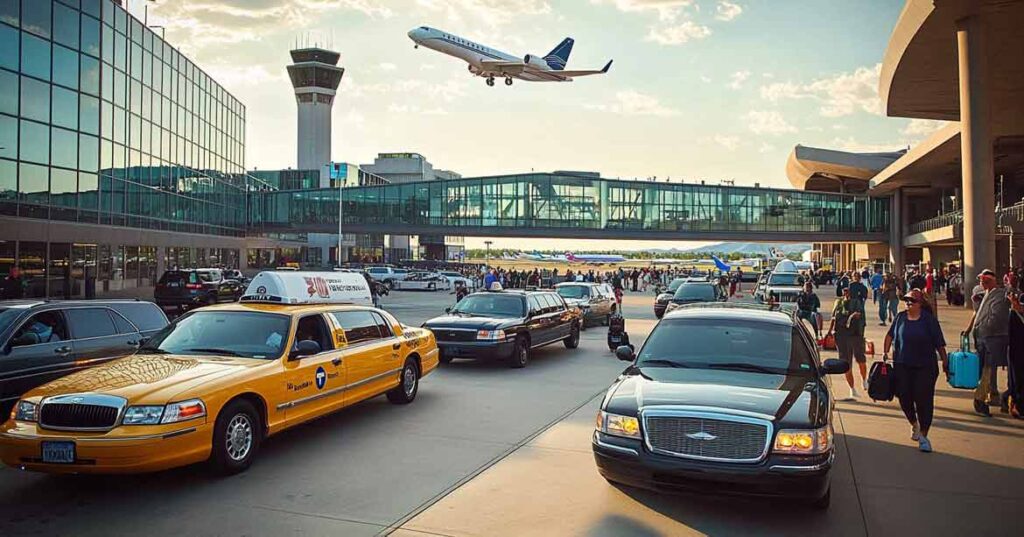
[822, 358, 850, 375]
[290, 340, 321, 359]
[615, 345, 635, 362]
[445, 307, 452, 313]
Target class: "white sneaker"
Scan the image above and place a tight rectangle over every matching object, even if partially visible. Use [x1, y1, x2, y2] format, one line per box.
[911, 422, 920, 441]
[919, 436, 932, 453]
[863, 378, 870, 392]
[851, 387, 862, 399]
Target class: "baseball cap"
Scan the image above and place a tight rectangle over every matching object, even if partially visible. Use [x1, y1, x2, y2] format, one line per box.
[979, 269, 996, 279]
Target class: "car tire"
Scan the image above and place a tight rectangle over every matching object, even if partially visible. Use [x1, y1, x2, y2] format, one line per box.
[510, 338, 529, 368]
[564, 323, 580, 349]
[439, 353, 453, 365]
[387, 358, 419, 404]
[210, 399, 262, 475]
[580, 317, 588, 331]
[811, 486, 831, 510]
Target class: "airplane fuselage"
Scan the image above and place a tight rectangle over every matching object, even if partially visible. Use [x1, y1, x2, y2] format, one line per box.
[409, 27, 566, 82]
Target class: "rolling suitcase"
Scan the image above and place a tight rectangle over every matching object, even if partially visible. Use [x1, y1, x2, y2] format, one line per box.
[948, 335, 981, 390]
[867, 360, 895, 401]
[608, 313, 627, 351]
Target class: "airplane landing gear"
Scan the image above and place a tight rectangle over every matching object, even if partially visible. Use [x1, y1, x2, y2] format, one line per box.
[504, 77, 513, 86]
[486, 76, 495, 87]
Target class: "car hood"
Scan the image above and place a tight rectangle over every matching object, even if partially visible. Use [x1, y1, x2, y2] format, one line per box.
[423, 315, 518, 330]
[603, 367, 827, 428]
[25, 353, 263, 404]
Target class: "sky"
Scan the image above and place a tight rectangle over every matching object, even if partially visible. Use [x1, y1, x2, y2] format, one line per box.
[134, 0, 947, 252]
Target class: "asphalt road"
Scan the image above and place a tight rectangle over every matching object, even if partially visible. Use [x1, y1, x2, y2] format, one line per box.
[0, 289, 659, 536]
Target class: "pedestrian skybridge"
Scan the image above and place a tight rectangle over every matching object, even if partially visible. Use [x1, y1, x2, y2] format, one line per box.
[248, 173, 891, 243]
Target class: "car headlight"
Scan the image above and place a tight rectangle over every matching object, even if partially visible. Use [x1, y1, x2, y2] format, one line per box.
[476, 329, 506, 341]
[773, 425, 832, 455]
[122, 399, 206, 425]
[596, 410, 641, 439]
[13, 401, 38, 422]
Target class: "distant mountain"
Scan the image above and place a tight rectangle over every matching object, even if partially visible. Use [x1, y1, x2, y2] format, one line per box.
[654, 242, 812, 256]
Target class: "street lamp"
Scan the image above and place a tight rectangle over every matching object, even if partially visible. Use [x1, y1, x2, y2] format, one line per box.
[484, 240, 493, 268]
[337, 178, 345, 267]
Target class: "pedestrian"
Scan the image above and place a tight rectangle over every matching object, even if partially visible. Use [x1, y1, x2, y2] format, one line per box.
[963, 269, 1009, 416]
[836, 271, 850, 298]
[827, 287, 868, 400]
[484, 269, 498, 291]
[879, 272, 899, 325]
[870, 269, 883, 305]
[796, 282, 822, 339]
[848, 271, 869, 305]
[1007, 290, 1024, 418]
[1, 266, 25, 300]
[882, 289, 948, 452]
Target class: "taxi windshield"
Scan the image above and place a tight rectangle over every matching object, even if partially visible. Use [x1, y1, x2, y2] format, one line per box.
[141, 311, 291, 360]
[557, 286, 589, 299]
[451, 294, 525, 318]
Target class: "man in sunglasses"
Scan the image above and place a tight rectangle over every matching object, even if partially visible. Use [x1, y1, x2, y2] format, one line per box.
[963, 269, 1009, 416]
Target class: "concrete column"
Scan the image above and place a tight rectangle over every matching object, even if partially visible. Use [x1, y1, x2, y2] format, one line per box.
[889, 189, 905, 273]
[155, 246, 166, 281]
[957, 16, 996, 306]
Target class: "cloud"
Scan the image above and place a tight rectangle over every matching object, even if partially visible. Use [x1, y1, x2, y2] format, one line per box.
[758, 142, 776, 154]
[202, 63, 288, 87]
[902, 119, 948, 138]
[585, 90, 680, 116]
[727, 70, 750, 90]
[350, 78, 468, 102]
[759, 63, 883, 117]
[647, 20, 711, 45]
[388, 103, 448, 115]
[378, 62, 397, 71]
[828, 137, 908, 153]
[743, 110, 797, 135]
[415, 0, 552, 28]
[592, 0, 696, 22]
[715, 1, 742, 22]
[700, 75, 712, 83]
[712, 134, 741, 151]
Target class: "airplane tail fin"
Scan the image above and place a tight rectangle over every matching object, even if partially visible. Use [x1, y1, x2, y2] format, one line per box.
[544, 38, 574, 70]
[565, 252, 577, 262]
[712, 256, 732, 272]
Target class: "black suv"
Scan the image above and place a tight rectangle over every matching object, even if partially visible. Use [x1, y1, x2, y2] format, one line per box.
[0, 300, 168, 416]
[154, 268, 245, 313]
[422, 290, 582, 368]
[593, 303, 849, 509]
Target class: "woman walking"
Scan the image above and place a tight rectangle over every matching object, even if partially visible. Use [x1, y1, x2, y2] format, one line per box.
[882, 289, 948, 452]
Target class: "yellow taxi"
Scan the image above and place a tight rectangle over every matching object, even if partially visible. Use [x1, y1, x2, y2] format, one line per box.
[0, 272, 439, 474]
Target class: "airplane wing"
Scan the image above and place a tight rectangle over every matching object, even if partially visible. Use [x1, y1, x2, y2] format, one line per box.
[554, 60, 613, 78]
[480, 60, 526, 75]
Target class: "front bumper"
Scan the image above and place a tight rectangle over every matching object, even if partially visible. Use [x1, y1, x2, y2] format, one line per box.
[0, 420, 213, 474]
[437, 339, 517, 361]
[592, 431, 831, 500]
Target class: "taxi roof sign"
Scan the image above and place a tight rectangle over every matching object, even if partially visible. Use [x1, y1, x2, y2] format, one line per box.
[241, 271, 372, 306]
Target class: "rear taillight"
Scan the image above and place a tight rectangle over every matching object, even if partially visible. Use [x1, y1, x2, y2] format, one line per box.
[186, 283, 203, 290]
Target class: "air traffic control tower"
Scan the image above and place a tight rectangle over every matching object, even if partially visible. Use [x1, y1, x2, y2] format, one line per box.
[287, 48, 345, 170]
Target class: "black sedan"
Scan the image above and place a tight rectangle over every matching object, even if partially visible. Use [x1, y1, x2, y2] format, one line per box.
[653, 278, 687, 318]
[593, 304, 849, 509]
[663, 282, 726, 315]
[422, 290, 582, 368]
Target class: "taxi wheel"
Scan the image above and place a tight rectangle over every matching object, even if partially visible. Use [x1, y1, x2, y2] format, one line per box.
[387, 359, 419, 404]
[564, 324, 580, 349]
[439, 354, 453, 365]
[812, 486, 831, 510]
[210, 399, 262, 475]
[510, 339, 529, 368]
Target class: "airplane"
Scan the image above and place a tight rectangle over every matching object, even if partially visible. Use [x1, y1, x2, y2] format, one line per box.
[407, 26, 612, 87]
[566, 252, 626, 264]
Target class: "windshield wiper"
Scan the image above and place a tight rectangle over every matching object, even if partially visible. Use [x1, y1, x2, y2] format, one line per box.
[637, 359, 695, 369]
[183, 347, 245, 357]
[705, 363, 781, 374]
[140, 347, 171, 354]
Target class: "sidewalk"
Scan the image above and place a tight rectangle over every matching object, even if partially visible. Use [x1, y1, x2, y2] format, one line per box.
[394, 300, 1024, 537]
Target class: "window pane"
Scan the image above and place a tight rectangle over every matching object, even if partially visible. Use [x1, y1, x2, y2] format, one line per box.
[52, 126, 78, 169]
[52, 44, 79, 90]
[0, 0, 18, 28]
[52, 85, 78, 130]
[114, 31, 125, 71]
[53, 3, 79, 49]
[0, 114, 15, 160]
[101, 22, 112, 64]
[81, 0, 100, 18]
[79, 171, 98, 208]
[81, 13, 100, 57]
[0, 68, 16, 115]
[0, 23, 17, 70]
[80, 54, 99, 95]
[20, 76, 50, 122]
[0, 158, 14, 206]
[19, 120, 49, 164]
[79, 93, 99, 134]
[66, 308, 117, 339]
[79, 133, 98, 171]
[51, 168, 77, 207]
[21, 0, 50, 39]
[21, 31, 50, 81]
[18, 162, 48, 203]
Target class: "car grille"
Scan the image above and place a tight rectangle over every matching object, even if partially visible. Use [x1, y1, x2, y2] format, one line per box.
[644, 413, 769, 462]
[431, 328, 478, 343]
[38, 394, 126, 431]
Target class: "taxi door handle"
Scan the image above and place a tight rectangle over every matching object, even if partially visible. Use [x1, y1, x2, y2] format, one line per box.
[392, 342, 401, 350]
[331, 357, 342, 366]
[54, 346, 71, 356]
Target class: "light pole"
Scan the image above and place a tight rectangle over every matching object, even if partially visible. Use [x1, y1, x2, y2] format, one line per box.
[337, 179, 344, 266]
[484, 241, 493, 268]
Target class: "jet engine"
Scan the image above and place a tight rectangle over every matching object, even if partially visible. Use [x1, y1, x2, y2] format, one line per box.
[524, 54, 548, 69]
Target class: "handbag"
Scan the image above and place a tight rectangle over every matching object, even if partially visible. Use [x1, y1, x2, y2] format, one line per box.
[867, 359, 895, 401]
[819, 333, 837, 350]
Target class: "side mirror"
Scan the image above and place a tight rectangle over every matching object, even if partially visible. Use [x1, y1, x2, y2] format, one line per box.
[290, 340, 321, 359]
[138, 336, 150, 347]
[444, 307, 452, 313]
[822, 358, 850, 375]
[615, 345, 635, 362]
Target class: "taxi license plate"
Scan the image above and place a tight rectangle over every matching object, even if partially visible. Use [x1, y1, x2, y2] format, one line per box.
[41, 441, 75, 464]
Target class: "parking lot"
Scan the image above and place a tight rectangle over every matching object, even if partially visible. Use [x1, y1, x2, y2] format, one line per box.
[1, 290, 1021, 537]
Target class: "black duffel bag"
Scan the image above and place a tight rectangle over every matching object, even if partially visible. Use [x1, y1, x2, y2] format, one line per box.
[868, 360, 896, 402]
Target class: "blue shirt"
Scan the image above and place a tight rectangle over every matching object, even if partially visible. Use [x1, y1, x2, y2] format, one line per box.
[870, 273, 883, 290]
[887, 310, 946, 368]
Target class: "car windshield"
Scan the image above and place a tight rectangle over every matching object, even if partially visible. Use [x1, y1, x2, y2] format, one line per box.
[451, 294, 524, 318]
[769, 273, 805, 287]
[440, 272, 461, 277]
[666, 278, 686, 293]
[557, 286, 589, 299]
[141, 311, 291, 360]
[197, 271, 220, 282]
[674, 284, 716, 301]
[636, 319, 814, 374]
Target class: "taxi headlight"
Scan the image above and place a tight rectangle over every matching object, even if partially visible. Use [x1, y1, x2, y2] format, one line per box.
[13, 400, 37, 422]
[476, 329, 506, 341]
[161, 399, 207, 424]
[596, 410, 641, 439]
[773, 426, 832, 455]
[122, 405, 165, 425]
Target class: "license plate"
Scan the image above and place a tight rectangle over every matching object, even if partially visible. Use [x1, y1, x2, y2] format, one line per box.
[41, 441, 76, 464]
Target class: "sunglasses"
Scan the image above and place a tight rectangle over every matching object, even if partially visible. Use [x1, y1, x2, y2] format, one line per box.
[903, 298, 920, 304]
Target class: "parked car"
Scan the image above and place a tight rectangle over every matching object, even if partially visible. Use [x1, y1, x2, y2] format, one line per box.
[154, 269, 245, 313]
[393, 272, 449, 291]
[365, 266, 410, 288]
[222, 269, 249, 285]
[0, 300, 168, 416]
[594, 303, 849, 509]
[555, 282, 617, 328]
[422, 289, 582, 368]
[439, 271, 477, 290]
[663, 282, 726, 314]
[654, 278, 688, 318]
